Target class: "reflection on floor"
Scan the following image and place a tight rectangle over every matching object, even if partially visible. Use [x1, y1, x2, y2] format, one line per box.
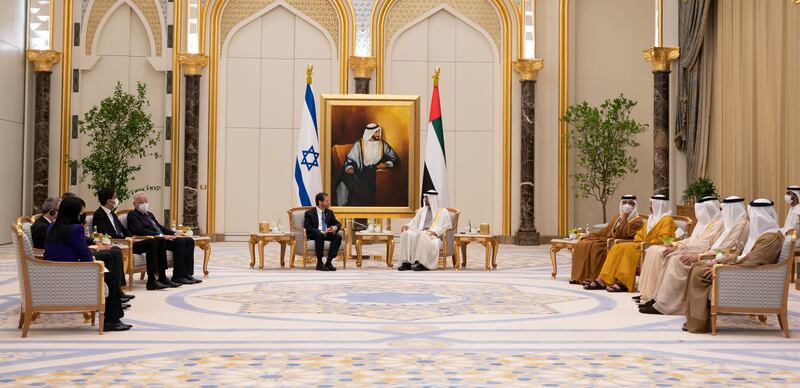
[1, 242, 798, 386]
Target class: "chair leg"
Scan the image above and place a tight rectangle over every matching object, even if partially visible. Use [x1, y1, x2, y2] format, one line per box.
[778, 314, 790, 338]
[83, 311, 91, 323]
[21, 311, 32, 338]
[18, 310, 24, 329]
[98, 312, 105, 335]
[140, 272, 145, 280]
[128, 274, 134, 291]
[711, 313, 717, 336]
[91, 311, 96, 326]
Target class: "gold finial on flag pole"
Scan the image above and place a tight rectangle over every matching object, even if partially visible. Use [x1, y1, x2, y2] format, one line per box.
[306, 64, 314, 85]
[432, 67, 440, 87]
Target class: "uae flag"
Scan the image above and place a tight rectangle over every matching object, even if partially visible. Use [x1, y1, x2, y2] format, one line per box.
[421, 81, 450, 207]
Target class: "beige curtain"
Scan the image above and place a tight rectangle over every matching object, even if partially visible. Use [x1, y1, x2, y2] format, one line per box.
[706, 0, 800, 219]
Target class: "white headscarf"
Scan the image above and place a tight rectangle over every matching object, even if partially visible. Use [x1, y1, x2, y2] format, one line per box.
[361, 123, 382, 165]
[618, 194, 639, 219]
[783, 185, 800, 228]
[646, 194, 672, 233]
[710, 196, 747, 249]
[740, 199, 780, 257]
[691, 196, 722, 239]
[423, 190, 440, 215]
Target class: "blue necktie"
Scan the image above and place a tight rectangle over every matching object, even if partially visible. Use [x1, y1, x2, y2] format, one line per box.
[320, 211, 327, 231]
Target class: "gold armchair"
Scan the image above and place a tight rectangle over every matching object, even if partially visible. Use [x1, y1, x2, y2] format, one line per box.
[439, 208, 460, 269]
[16, 216, 44, 259]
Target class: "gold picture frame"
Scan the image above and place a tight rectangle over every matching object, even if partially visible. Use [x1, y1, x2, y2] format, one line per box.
[320, 94, 420, 218]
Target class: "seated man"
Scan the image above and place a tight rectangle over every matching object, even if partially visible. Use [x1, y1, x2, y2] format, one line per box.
[398, 190, 452, 271]
[683, 199, 785, 333]
[586, 194, 676, 292]
[304, 192, 342, 271]
[643, 196, 749, 315]
[127, 191, 200, 285]
[570, 195, 643, 284]
[780, 185, 800, 234]
[637, 196, 724, 305]
[31, 197, 60, 249]
[92, 188, 174, 290]
[43, 196, 131, 332]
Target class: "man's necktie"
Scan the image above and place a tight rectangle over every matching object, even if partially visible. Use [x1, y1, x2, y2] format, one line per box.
[321, 212, 327, 231]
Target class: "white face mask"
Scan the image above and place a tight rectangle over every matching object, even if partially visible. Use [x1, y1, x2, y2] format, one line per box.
[785, 195, 794, 205]
[111, 198, 119, 207]
[138, 202, 149, 213]
[622, 204, 634, 213]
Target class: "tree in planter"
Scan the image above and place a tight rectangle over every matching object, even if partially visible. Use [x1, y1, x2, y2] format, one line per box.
[78, 82, 160, 201]
[562, 95, 648, 223]
[681, 177, 718, 204]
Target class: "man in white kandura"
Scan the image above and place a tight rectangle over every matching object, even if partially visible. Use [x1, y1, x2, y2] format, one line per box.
[397, 190, 452, 271]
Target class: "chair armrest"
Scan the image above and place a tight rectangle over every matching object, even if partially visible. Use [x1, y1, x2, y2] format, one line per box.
[32, 248, 44, 259]
[607, 238, 634, 249]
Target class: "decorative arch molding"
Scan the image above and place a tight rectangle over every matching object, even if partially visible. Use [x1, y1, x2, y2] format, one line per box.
[84, 0, 165, 57]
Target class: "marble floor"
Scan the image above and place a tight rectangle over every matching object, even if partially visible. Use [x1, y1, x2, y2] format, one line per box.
[1, 242, 798, 386]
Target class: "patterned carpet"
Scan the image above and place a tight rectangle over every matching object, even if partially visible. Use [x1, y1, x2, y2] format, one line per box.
[1, 241, 799, 386]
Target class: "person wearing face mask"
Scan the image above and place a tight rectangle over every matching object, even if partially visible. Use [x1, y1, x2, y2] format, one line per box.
[683, 199, 785, 333]
[127, 191, 200, 285]
[780, 185, 800, 234]
[636, 196, 725, 308]
[570, 195, 644, 284]
[92, 188, 174, 290]
[31, 197, 61, 249]
[587, 194, 677, 292]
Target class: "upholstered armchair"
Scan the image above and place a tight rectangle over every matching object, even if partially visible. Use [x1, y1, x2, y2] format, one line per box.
[16, 216, 44, 259]
[287, 206, 349, 270]
[711, 230, 797, 337]
[439, 208, 460, 269]
[10, 224, 106, 337]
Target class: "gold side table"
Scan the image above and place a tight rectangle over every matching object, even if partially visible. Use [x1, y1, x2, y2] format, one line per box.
[192, 236, 212, 277]
[549, 238, 577, 279]
[454, 234, 499, 271]
[248, 233, 295, 270]
[354, 232, 395, 269]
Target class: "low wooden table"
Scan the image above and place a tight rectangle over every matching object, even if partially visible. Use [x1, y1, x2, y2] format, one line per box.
[549, 238, 577, 279]
[354, 232, 395, 269]
[248, 233, 295, 270]
[454, 234, 499, 271]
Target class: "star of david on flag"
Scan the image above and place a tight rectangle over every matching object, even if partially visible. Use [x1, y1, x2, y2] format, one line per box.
[300, 145, 320, 171]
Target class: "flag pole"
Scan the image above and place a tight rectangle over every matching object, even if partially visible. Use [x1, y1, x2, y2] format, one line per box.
[432, 67, 440, 87]
[307, 64, 313, 84]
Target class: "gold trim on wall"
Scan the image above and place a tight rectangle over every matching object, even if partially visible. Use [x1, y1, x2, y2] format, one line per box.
[85, 0, 164, 57]
[205, 0, 352, 234]
[374, 0, 514, 235]
[171, 0, 184, 223]
[558, 0, 568, 235]
[59, 0, 74, 195]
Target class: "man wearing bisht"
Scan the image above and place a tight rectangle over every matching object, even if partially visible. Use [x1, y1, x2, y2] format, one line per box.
[780, 185, 800, 234]
[570, 195, 644, 284]
[334, 123, 400, 206]
[586, 194, 676, 292]
[683, 199, 785, 333]
[397, 190, 451, 271]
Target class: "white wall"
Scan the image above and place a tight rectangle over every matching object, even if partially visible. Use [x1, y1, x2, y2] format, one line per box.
[385, 9, 501, 233]
[219, 5, 338, 237]
[0, 0, 26, 243]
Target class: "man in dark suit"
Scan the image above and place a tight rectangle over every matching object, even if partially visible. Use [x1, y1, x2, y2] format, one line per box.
[92, 188, 175, 290]
[31, 197, 60, 249]
[304, 192, 342, 271]
[128, 191, 200, 285]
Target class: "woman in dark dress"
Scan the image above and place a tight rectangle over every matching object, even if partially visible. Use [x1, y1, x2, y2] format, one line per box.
[43, 196, 132, 332]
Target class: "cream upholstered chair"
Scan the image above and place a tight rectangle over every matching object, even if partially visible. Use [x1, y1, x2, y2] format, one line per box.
[711, 229, 797, 338]
[10, 224, 106, 337]
[287, 207, 349, 270]
[16, 216, 44, 259]
[439, 208, 460, 269]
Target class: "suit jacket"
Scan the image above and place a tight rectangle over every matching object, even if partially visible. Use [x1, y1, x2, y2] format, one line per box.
[92, 206, 132, 239]
[31, 216, 51, 249]
[304, 207, 341, 237]
[127, 209, 174, 237]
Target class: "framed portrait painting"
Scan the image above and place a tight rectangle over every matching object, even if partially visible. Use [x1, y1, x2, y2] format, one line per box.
[320, 94, 420, 217]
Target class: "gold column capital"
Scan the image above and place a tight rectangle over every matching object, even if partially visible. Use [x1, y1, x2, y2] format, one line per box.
[178, 53, 209, 76]
[25, 49, 61, 72]
[349, 55, 377, 78]
[643, 47, 680, 72]
[513, 59, 544, 81]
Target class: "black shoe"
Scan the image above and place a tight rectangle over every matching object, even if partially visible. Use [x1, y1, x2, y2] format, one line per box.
[104, 321, 132, 332]
[171, 277, 195, 285]
[158, 279, 181, 288]
[398, 262, 413, 271]
[325, 262, 336, 271]
[121, 303, 131, 310]
[316, 260, 325, 271]
[639, 305, 663, 315]
[120, 296, 132, 303]
[637, 300, 656, 309]
[147, 282, 169, 290]
[632, 295, 641, 301]
[413, 264, 430, 271]
[120, 292, 135, 300]
[186, 275, 203, 284]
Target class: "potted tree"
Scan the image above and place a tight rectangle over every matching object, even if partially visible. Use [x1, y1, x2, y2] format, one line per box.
[78, 82, 161, 202]
[678, 177, 719, 221]
[562, 95, 648, 223]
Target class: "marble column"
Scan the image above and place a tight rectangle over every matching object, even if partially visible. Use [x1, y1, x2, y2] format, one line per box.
[349, 56, 376, 95]
[513, 59, 543, 246]
[178, 54, 208, 230]
[25, 49, 61, 212]
[644, 47, 680, 197]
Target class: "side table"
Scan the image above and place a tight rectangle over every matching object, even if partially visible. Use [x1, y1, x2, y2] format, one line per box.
[248, 233, 295, 270]
[454, 234, 499, 271]
[192, 236, 212, 276]
[549, 238, 577, 279]
[354, 232, 395, 269]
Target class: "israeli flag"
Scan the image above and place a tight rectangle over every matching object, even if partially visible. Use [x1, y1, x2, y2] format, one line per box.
[294, 84, 322, 206]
